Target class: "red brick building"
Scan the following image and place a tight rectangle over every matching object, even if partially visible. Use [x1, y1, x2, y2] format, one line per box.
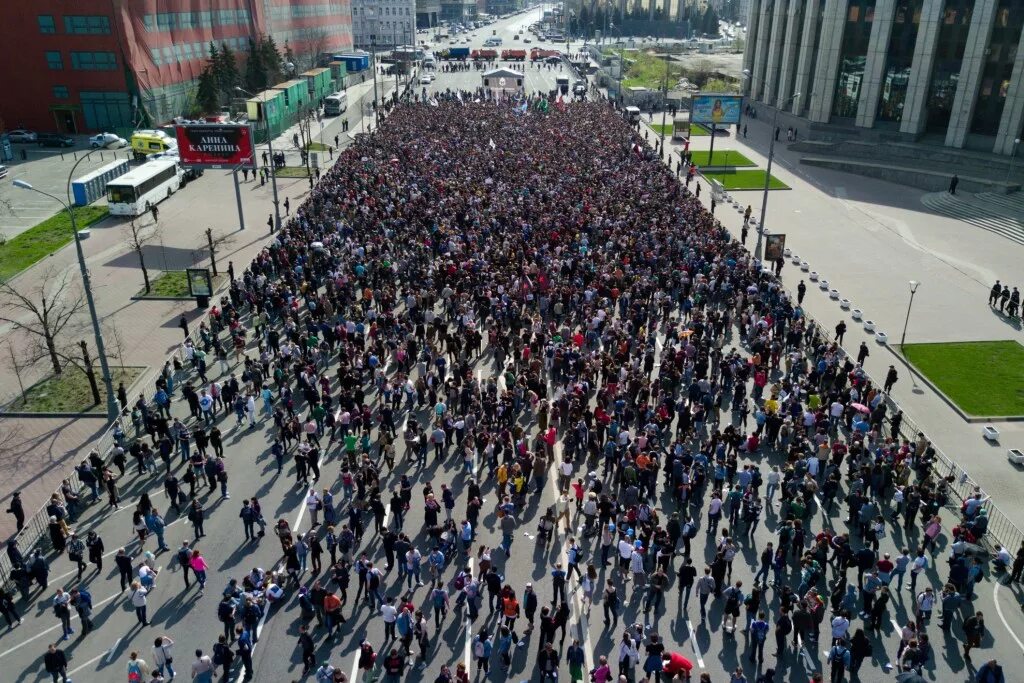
[1, 0, 352, 135]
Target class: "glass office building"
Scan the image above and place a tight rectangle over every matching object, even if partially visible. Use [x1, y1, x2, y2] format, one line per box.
[743, 0, 1024, 155]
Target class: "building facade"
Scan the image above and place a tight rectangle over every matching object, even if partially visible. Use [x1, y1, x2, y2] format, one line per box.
[416, 0, 443, 28]
[0, 0, 352, 135]
[440, 0, 479, 24]
[353, 0, 417, 48]
[742, 0, 1024, 155]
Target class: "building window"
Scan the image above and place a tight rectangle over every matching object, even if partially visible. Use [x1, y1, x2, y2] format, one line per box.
[151, 48, 163, 66]
[64, 15, 112, 35]
[38, 15, 56, 34]
[970, 0, 1024, 135]
[71, 51, 118, 70]
[832, 0, 877, 119]
[45, 50, 63, 70]
[925, 0, 974, 133]
[876, 0, 923, 123]
[80, 91, 131, 130]
[53, 85, 69, 99]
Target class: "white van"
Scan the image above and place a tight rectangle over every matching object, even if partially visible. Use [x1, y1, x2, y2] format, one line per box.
[324, 92, 348, 116]
[624, 106, 641, 123]
[484, 36, 502, 46]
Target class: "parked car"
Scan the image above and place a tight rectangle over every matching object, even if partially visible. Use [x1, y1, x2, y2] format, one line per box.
[7, 129, 36, 143]
[0, 165, 8, 180]
[89, 132, 128, 149]
[419, 75, 432, 84]
[36, 132, 75, 148]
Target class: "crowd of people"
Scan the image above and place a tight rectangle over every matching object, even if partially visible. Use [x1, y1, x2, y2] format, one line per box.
[9, 95, 1014, 683]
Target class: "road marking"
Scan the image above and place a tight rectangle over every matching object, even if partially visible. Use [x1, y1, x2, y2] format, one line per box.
[233, 444, 331, 683]
[104, 637, 122, 663]
[992, 580, 1024, 653]
[0, 591, 122, 659]
[685, 619, 704, 668]
[350, 649, 361, 683]
[464, 557, 475, 676]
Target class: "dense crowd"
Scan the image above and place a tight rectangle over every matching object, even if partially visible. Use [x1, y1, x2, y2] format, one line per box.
[14, 99, 1014, 683]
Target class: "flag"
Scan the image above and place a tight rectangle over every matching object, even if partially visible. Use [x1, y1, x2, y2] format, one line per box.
[556, 95, 566, 112]
[488, 138, 496, 150]
[429, 97, 439, 107]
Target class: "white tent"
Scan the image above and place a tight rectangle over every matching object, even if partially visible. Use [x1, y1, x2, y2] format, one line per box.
[482, 68, 525, 97]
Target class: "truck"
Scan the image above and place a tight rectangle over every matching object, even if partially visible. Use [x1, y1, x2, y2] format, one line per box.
[530, 48, 560, 61]
[502, 49, 527, 61]
[471, 49, 498, 60]
[556, 76, 570, 95]
[444, 47, 470, 59]
[334, 53, 370, 73]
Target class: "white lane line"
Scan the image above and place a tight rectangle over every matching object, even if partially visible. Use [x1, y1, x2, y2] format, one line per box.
[684, 619, 704, 668]
[104, 637, 122, 663]
[0, 591, 122, 659]
[233, 445, 331, 683]
[992, 581, 1024, 653]
[350, 649, 361, 683]
[464, 557, 475, 676]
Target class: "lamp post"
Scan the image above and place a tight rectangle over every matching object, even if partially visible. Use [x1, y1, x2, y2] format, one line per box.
[13, 168, 119, 422]
[754, 91, 800, 261]
[899, 280, 920, 350]
[658, 28, 669, 154]
[235, 86, 281, 232]
[1006, 137, 1021, 185]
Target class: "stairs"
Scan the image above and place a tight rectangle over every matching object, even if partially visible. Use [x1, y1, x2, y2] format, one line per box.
[920, 191, 1024, 246]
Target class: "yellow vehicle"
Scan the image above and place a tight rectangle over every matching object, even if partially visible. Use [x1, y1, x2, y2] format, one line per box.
[130, 130, 176, 161]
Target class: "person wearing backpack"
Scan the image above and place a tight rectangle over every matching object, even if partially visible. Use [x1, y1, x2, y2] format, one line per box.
[473, 630, 492, 674]
[681, 516, 699, 557]
[126, 651, 149, 683]
[827, 641, 851, 683]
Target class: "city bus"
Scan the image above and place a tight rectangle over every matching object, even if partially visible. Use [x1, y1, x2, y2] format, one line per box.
[324, 92, 348, 116]
[106, 158, 183, 216]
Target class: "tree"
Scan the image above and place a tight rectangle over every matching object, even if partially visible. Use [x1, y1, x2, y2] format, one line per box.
[0, 268, 84, 377]
[303, 30, 330, 71]
[123, 218, 161, 294]
[197, 64, 220, 115]
[218, 43, 240, 101]
[283, 40, 297, 71]
[202, 228, 235, 277]
[701, 6, 720, 36]
[245, 38, 266, 92]
[260, 34, 284, 84]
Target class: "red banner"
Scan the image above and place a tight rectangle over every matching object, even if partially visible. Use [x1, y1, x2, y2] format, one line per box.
[175, 124, 254, 168]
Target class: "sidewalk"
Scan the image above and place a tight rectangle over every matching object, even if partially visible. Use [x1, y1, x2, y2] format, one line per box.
[668, 113, 1024, 527]
[0, 77, 392, 539]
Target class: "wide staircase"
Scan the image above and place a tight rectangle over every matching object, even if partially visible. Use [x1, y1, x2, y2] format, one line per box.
[920, 190, 1024, 246]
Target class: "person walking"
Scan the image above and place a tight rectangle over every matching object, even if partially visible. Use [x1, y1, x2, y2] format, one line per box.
[963, 611, 986, 662]
[130, 581, 149, 626]
[152, 636, 175, 679]
[126, 651, 149, 682]
[44, 643, 70, 683]
[190, 550, 209, 595]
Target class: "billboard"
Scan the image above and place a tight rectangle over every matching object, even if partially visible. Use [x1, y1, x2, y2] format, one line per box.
[691, 94, 743, 126]
[764, 234, 786, 262]
[175, 124, 255, 169]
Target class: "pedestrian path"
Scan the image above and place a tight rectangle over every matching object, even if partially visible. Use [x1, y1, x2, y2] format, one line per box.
[921, 190, 1024, 246]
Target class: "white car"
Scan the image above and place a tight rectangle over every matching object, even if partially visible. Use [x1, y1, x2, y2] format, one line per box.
[89, 132, 128, 149]
[7, 129, 37, 143]
[419, 75, 432, 84]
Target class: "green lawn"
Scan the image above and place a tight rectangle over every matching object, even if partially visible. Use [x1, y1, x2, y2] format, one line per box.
[687, 150, 755, 168]
[0, 206, 109, 282]
[700, 169, 790, 190]
[8, 366, 144, 414]
[649, 123, 673, 136]
[902, 341, 1024, 416]
[275, 166, 311, 178]
[138, 271, 225, 298]
[689, 124, 711, 136]
[305, 141, 331, 152]
[648, 123, 712, 138]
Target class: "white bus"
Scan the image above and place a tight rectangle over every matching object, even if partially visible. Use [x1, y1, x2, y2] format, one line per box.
[106, 159, 183, 216]
[324, 91, 348, 116]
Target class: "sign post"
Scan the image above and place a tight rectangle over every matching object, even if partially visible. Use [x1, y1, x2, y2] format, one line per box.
[174, 124, 256, 169]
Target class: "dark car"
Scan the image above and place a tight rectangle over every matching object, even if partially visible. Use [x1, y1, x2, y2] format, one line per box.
[36, 132, 75, 148]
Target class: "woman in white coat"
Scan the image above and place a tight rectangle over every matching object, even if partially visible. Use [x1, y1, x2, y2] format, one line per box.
[152, 635, 175, 679]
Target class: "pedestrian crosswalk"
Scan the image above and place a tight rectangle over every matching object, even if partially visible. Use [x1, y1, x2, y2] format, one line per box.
[921, 190, 1024, 246]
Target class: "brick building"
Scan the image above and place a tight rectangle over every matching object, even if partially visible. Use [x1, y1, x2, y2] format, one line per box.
[0, 0, 352, 135]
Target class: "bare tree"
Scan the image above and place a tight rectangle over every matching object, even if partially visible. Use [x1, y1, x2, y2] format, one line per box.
[105, 320, 128, 371]
[0, 268, 84, 376]
[5, 342, 28, 406]
[304, 30, 330, 71]
[202, 227, 236, 277]
[123, 218, 161, 294]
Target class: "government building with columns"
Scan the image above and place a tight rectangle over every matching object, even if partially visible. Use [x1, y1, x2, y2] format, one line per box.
[742, 0, 1024, 155]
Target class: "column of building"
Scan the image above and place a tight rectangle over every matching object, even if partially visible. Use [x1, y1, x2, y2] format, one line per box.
[742, 0, 763, 96]
[994, 23, 1024, 154]
[854, 0, 897, 129]
[806, 0, 849, 123]
[790, 0, 821, 115]
[945, 0, 999, 148]
[774, 0, 804, 108]
[761, 0, 790, 106]
[750, 0, 775, 101]
[898, 0, 945, 137]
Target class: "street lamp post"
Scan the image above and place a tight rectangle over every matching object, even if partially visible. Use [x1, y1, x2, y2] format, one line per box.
[658, 30, 669, 154]
[900, 280, 920, 349]
[235, 86, 282, 232]
[754, 92, 800, 261]
[1006, 137, 1021, 185]
[14, 166, 119, 422]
